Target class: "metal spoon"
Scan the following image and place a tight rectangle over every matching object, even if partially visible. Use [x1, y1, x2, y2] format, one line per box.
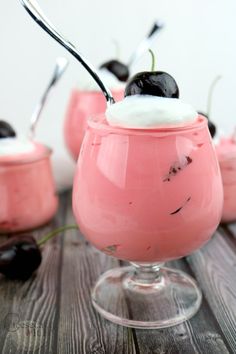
[29, 57, 68, 138]
[128, 20, 164, 68]
[20, 0, 114, 106]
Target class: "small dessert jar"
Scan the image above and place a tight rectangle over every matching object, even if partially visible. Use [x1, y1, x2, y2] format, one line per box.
[216, 136, 236, 222]
[0, 142, 58, 233]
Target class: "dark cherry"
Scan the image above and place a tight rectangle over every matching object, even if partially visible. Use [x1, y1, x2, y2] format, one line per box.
[100, 60, 129, 82]
[198, 111, 216, 138]
[0, 120, 16, 139]
[0, 235, 42, 280]
[125, 71, 179, 98]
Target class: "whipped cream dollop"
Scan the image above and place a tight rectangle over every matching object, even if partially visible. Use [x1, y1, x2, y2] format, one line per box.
[0, 137, 36, 157]
[106, 95, 198, 129]
[78, 68, 125, 91]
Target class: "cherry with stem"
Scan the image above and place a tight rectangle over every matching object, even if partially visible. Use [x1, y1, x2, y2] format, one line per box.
[0, 225, 78, 280]
[125, 49, 179, 98]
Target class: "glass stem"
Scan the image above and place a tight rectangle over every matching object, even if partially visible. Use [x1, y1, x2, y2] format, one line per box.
[130, 263, 164, 284]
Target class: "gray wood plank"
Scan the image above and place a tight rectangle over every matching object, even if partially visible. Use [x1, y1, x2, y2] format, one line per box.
[186, 230, 236, 353]
[224, 222, 236, 241]
[0, 192, 68, 354]
[57, 192, 136, 354]
[132, 259, 230, 354]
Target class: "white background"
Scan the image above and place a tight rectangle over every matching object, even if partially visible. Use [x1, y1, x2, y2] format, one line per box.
[0, 0, 235, 190]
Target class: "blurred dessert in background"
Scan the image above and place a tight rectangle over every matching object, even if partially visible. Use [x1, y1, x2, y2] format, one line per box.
[0, 121, 58, 233]
[216, 133, 236, 222]
[64, 22, 163, 161]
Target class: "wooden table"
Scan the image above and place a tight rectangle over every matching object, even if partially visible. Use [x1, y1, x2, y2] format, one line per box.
[0, 190, 236, 354]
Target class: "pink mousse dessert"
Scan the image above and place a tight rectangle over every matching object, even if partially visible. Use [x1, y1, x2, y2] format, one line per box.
[216, 135, 236, 222]
[0, 127, 58, 233]
[71, 64, 223, 328]
[73, 94, 223, 263]
[64, 66, 126, 160]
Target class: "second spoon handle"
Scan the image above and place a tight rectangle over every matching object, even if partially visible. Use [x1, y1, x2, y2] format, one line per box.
[29, 57, 68, 138]
[128, 20, 164, 68]
[20, 0, 114, 106]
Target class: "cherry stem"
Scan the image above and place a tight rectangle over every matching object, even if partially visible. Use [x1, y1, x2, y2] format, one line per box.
[148, 49, 156, 72]
[37, 224, 78, 247]
[207, 75, 222, 118]
[112, 39, 121, 60]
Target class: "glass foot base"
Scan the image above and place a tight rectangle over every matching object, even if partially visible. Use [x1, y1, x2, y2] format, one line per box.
[92, 266, 202, 329]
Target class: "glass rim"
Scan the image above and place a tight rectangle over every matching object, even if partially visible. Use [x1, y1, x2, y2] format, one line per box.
[0, 144, 52, 166]
[87, 114, 208, 136]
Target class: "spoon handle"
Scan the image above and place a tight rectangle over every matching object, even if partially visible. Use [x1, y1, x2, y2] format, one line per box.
[128, 20, 164, 68]
[20, 0, 114, 106]
[29, 57, 68, 138]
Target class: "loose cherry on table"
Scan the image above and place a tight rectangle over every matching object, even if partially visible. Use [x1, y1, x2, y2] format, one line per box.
[0, 225, 78, 281]
[0, 236, 42, 280]
[0, 120, 16, 138]
[99, 60, 129, 82]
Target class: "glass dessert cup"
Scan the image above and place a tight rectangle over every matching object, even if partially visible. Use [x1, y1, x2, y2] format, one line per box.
[0, 144, 58, 233]
[64, 89, 124, 161]
[216, 137, 236, 222]
[73, 114, 223, 329]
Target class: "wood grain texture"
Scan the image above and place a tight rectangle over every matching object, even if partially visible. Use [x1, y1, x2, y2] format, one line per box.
[187, 230, 236, 354]
[0, 192, 68, 354]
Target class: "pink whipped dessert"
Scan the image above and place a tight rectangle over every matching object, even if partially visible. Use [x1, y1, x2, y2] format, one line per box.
[64, 64, 127, 160]
[64, 88, 123, 160]
[0, 135, 58, 233]
[73, 94, 223, 263]
[216, 136, 236, 222]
